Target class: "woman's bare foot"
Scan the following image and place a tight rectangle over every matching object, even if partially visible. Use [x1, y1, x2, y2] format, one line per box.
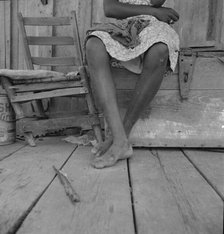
[91, 136, 113, 157]
[91, 141, 133, 169]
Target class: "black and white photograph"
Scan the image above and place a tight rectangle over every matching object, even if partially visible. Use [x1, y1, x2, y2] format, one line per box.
[0, 0, 223, 233]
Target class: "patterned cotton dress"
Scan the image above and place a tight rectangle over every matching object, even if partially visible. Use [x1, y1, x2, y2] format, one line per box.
[90, 0, 180, 73]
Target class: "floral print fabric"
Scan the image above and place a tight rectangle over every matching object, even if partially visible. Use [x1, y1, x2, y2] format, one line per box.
[90, 0, 179, 73]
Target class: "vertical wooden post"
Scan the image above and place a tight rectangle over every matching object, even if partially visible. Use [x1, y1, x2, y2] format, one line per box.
[0, 0, 11, 69]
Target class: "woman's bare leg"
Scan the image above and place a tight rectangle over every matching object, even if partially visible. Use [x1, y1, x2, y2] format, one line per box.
[124, 43, 169, 135]
[93, 43, 169, 156]
[86, 37, 133, 169]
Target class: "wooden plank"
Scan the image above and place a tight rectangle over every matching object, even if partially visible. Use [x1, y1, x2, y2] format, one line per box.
[18, 115, 93, 135]
[113, 57, 224, 90]
[130, 149, 223, 234]
[17, 146, 135, 234]
[183, 149, 224, 200]
[0, 0, 11, 69]
[17, 0, 54, 70]
[53, 0, 79, 74]
[49, 0, 92, 114]
[15, 0, 54, 115]
[0, 137, 77, 234]
[221, 0, 224, 47]
[14, 81, 82, 92]
[4, 0, 11, 69]
[92, 0, 116, 25]
[12, 87, 87, 102]
[27, 36, 74, 45]
[210, 0, 224, 47]
[118, 90, 224, 147]
[0, 141, 25, 161]
[32, 57, 76, 66]
[0, 1, 6, 69]
[23, 17, 71, 26]
[11, 0, 19, 69]
[164, 0, 212, 47]
[17, 12, 34, 69]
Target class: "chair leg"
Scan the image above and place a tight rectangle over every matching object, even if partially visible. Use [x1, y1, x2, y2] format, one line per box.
[1, 76, 36, 147]
[80, 67, 103, 143]
[86, 91, 103, 143]
[32, 100, 48, 119]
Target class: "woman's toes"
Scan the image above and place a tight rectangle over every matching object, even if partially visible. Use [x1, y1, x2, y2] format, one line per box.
[91, 139, 113, 157]
[91, 155, 116, 169]
[91, 147, 98, 155]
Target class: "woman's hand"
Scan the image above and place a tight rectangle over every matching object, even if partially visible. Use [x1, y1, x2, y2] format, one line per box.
[155, 7, 179, 24]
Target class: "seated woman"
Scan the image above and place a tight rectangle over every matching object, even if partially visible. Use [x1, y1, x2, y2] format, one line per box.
[85, 0, 179, 169]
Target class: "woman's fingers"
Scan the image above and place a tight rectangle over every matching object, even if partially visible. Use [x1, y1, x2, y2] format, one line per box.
[169, 13, 179, 22]
[170, 8, 179, 19]
[155, 7, 179, 24]
[166, 8, 179, 22]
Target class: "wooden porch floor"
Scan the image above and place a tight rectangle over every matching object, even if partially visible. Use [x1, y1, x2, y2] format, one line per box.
[0, 137, 223, 234]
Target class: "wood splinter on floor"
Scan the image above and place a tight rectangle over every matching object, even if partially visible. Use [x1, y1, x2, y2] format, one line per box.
[53, 165, 80, 204]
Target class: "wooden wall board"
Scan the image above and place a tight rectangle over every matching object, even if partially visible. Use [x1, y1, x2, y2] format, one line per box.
[183, 149, 224, 200]
[0, 142, 25, 161]
[129, 149, 223, 234]
[0, 0, 11, 69]
[117, 90, 224, 147]
[113, 57, 224, 90]
[49, 0, 92, 115]
[221, 0, 224, 47]
[17, 0, 54, 70]
[53, 0, 79, 74]
[0, 137, 77, 234]
[0, 1, 6, 68]
[164, 0, 222, 47]
[92, 0, 116, 25]
[17, 146, 135, 234]
[11, 0, 19, 69]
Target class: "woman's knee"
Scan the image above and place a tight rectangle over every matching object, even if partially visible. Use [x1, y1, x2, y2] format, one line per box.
[85, 37, 108, 61]
[145, 43, 169, 66]
[153, 43, 169, 58]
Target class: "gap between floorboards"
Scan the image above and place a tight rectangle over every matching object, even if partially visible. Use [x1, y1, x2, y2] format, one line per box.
[181, 149, 224, 202]
[11, 145, 78, 234]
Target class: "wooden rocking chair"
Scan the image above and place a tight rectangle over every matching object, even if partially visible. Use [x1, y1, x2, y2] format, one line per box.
[0, 11, 102, 146]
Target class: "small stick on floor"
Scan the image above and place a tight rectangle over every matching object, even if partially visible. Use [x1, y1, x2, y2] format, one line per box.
[53, 165, 80, 204]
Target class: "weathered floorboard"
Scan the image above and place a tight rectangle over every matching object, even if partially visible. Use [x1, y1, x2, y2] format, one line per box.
[183, 149, 224, 200]
[0, 141, 25, 161]
[17, 146, 135, 234]
[123, 90, 224, 147]
[0, 137, 77, 234]
[129, 149, 223, 234]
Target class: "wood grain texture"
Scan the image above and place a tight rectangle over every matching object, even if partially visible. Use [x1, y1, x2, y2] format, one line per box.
[0, 137, 77, 234]
[183, 149, 224, 200]
[164, 0, 212, 47]
[0, 0, 11, 69]
[129, 149, 223, 234]
[31, 57, 76, 66]
[27, 36, 74, 45]
[53, 0, 81, 73]
[23, 17, 71, 26]
[221, 0, 224, 46]
[0, 142, 25, 161]
[120, 90, 224, 147]
[17, 146, 135, 234]
[12, 87, 87, 102]
[50, 0, 91, 113]
[17, 0, 54, 70]
[113, 57, 224, 90]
